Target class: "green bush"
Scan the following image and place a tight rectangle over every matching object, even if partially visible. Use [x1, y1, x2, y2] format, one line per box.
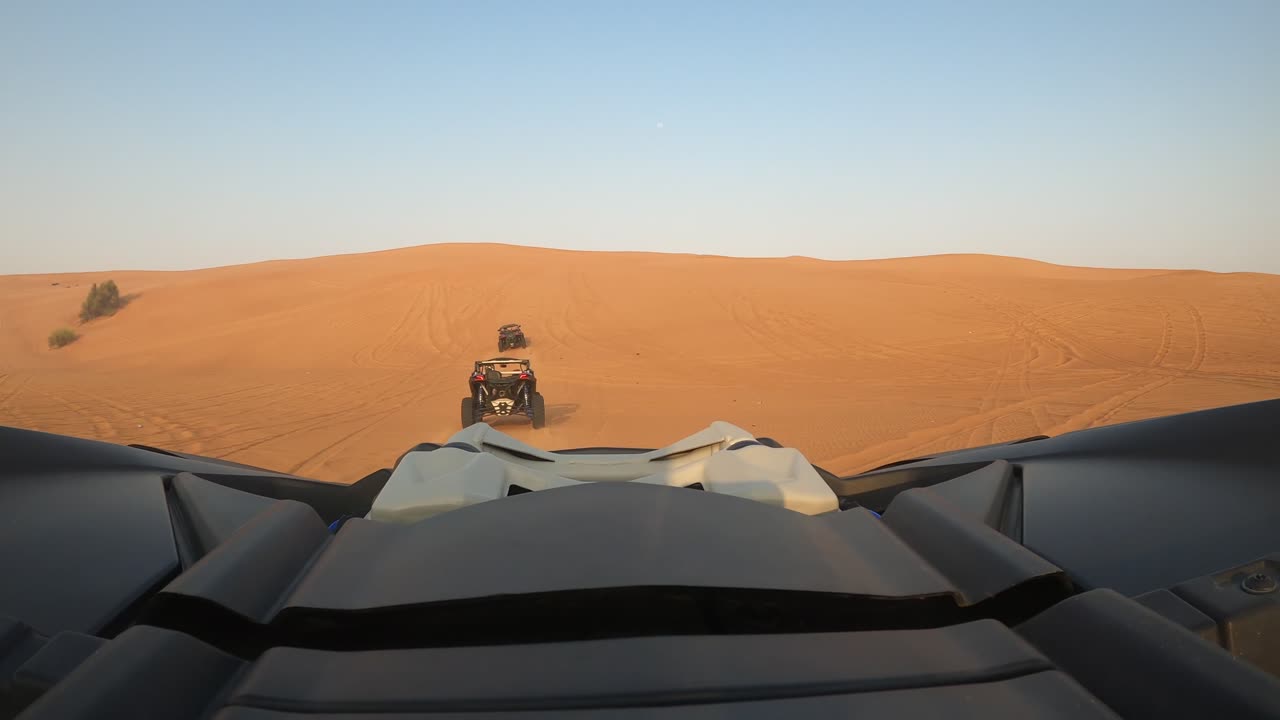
[48, 327, 79, 349]
[79, 280, 122, 322]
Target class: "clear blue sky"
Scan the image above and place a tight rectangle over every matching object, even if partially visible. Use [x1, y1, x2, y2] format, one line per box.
[2, 1, 1277, 274]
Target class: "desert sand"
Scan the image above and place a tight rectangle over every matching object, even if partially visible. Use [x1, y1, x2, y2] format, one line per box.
[2, 243, 1279, 482]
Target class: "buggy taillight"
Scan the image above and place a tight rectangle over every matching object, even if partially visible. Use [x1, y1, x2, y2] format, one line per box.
[471, 373, 485, 382]
[519, 373, 530, 380]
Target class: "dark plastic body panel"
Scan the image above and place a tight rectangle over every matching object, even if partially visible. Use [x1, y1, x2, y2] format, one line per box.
[0, 471, 177, 636]
[1168, 553, 1280, 672]
[1018, 458, 1278, 595]
[20, 623, 1123, 719]
[3, 398, 1279, 718]
[283, 483, 1056, 608]
[133, 481, 1069, 659]
[1018, 589, 1280, 719]
[852, 399, 1280, 597]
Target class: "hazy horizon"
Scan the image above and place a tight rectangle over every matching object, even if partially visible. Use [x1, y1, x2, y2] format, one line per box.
[4, 1, 1278, 275]
[7, 241, 1280, 279]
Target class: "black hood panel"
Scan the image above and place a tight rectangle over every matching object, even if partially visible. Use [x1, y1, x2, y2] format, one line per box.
[2, 399, 1279, 718]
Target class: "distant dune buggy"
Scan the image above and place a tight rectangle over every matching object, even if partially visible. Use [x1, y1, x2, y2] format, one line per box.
[497, 323, 528, 352]
[463, 358, 546, 428]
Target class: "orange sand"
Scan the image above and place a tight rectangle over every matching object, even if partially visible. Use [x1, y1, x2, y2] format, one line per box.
[3, 244, 1278, 482]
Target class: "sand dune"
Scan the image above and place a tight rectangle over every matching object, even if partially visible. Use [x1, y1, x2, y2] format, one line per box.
[2, 243, 1279, 482]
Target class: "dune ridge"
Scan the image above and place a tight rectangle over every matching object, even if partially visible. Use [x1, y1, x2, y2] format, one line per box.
[3, 243, 1279, 482]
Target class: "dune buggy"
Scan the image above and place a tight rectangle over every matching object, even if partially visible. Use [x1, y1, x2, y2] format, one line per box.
[463, 358, 546, 428]
[497, 323, 527, 352]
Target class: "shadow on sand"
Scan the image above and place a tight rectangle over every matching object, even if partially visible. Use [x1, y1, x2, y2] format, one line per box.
[487, 403, 579, 429]
[546, 403, 578, 425]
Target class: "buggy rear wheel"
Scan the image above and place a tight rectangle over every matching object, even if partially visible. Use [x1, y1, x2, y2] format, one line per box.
[461, 397, 477, 428]
[530, 391, 546, 429]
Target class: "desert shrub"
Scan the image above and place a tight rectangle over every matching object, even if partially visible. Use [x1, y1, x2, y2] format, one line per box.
[48, 327, 79, 349]
[79, 280, 122, 322]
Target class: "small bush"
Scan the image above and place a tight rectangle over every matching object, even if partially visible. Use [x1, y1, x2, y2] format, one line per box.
[48, 327, 79, 349]
[79, 280, 122, 322]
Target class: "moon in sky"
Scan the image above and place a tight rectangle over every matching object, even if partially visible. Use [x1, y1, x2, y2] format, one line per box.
[656, 121, 664, 129]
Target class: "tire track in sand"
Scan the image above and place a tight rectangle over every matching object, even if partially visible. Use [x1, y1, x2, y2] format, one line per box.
[285, 281, 499, 476]
[28, 387, 118, 440]
[352, 286, 433, 369]
[847, 298, 1185, 465]
[1063, 301, 1206, 430]
[966, 322, 1024, 447]
[0, 373, 33, 413]
[67, 387, 199, 446]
